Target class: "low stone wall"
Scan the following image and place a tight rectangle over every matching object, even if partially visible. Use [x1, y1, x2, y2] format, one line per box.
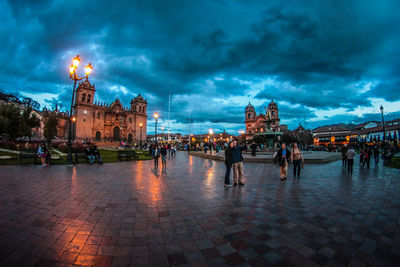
[189, 151, 341, 164]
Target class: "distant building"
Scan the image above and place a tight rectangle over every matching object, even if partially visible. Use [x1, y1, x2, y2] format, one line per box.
[73, 79, 148, 142]
[312, 124, 351, 146]
[245, 100, 282, 139]
[244, 100, 286, 147]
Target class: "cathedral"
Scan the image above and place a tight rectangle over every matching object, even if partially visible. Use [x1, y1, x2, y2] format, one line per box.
[73, 79, 147, 142]
[244, 100, 281, 140]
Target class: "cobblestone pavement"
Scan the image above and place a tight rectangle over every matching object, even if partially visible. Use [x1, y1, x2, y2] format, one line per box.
[0, 152, 399, 266]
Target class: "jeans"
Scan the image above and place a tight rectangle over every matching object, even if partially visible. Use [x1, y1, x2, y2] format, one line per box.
[293, 159, 302, 178]
[364, 158, 370, 169]
[161, 155, 167, 165]
[233, 161, 244, 183]
[348, 159, 354, 174]
[374, 154, 379, 164]
[225, 165, 231, 185]
[342, 157, 347, 168]
[87, 155, 95, 164]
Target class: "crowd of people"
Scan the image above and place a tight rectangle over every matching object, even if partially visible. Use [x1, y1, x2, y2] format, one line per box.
[221, 140, 305, 186]
[341, 144, 394, 175]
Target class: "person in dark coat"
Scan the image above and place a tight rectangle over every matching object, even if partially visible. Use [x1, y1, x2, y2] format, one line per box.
[275, 143, 291, 181]
[341, 145, 348, 169]
[373, 146, 380, 165]
[160, 145, 167, 165]
[250, 141, 257, 156]
[224, 141, 234, 187]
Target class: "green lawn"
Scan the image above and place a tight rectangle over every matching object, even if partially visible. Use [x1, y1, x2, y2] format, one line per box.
[0, 149, 152, 165]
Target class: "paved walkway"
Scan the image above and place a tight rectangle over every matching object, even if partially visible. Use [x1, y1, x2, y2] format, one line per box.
[0, 152, 399, 266]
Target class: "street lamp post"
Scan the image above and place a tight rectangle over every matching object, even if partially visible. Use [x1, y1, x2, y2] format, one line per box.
[380, 105, 386, 152]
[67, 55, 92, 164]
[154, 112, 158, 145]
[139, 122, 143, 148]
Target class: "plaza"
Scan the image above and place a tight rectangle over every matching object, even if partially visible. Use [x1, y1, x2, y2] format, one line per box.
[0, 153, 399, 266]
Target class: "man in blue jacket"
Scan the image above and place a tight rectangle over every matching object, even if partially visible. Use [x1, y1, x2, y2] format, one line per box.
[231, 140, 246, 186]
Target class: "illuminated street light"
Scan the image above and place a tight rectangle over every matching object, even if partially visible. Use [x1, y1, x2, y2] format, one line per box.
[154, 112, 159, 144]
[67, 54, 93, 165]
[139, 122, 143, 148]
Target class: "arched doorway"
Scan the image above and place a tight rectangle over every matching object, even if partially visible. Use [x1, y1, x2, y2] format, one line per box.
[128, 134, 133, 143]
[113, 127, 120, 141]
[95, 131, 101, 141]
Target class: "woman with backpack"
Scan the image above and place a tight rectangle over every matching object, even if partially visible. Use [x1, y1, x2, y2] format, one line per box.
[291, 142, 304, 179]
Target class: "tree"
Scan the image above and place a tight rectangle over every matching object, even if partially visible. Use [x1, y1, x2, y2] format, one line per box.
[22, 97, 41, 110]
[43, 112, 59, 145]
[22, 108, 40, 141]
[0, 103, 26, 140]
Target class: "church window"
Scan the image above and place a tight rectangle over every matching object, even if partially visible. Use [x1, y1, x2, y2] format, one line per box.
[97, 113, 100, 119]
[272, 111, 275, 116]
[81, 93, 86, 102]
[129, 117, 132, 123]
[248, 113, 251, 119]
[249, 130, 251, 133]
[87, 94, 91, 103]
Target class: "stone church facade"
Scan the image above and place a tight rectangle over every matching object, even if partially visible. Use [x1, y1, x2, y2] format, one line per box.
[73, 79, 147, 142]
[244, 100, 281, 140]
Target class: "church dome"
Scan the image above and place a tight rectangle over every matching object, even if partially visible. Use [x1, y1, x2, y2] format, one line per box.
[245, 102, 255, 112]
[268, 99, 278, 108]
[131, 94, 147, 104]
[110, 98, 123, 109]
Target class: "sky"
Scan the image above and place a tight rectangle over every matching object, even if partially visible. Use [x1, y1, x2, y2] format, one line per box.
[1, 0, 400, 134]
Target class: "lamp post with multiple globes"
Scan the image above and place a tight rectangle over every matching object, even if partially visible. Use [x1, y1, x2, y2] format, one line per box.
[380, 105, 386, 152]
[67, 55, 92, 164]
[154, 112, 158, 144]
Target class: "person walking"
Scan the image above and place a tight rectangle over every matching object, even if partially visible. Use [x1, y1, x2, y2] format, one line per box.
[152, 145, 160, 167]
[373, 146, 380, 165]
[360, 148, 365, 167]
[291, 142, 303, 179]
[341, 144, 348, 169]
[224, 141, 234, 187]
[160, 145, 167, 165]
[231, 140, 246, 186]
[275, 143, 291, 181]
[346, 146, 356, 175]
[250, 141, 257, 157]
[364, 147, 372, 169]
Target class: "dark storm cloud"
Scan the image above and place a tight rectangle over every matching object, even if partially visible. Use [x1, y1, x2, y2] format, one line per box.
[1, 0, 400, 131]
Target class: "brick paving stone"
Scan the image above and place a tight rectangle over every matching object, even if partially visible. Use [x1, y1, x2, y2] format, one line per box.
[0, 152, 399, 266]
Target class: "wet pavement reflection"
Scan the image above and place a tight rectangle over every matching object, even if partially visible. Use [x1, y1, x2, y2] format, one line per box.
[0, 151, 399, 266]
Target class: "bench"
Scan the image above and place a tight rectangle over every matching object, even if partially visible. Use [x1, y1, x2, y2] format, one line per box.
[117, 150, 138, 161]
[19, 150, 38, 165]
[74, 151, 88, 163]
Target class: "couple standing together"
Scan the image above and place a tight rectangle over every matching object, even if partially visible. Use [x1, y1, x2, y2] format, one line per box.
[275, 142, 304, 181]
[224, 140, 246, 187]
